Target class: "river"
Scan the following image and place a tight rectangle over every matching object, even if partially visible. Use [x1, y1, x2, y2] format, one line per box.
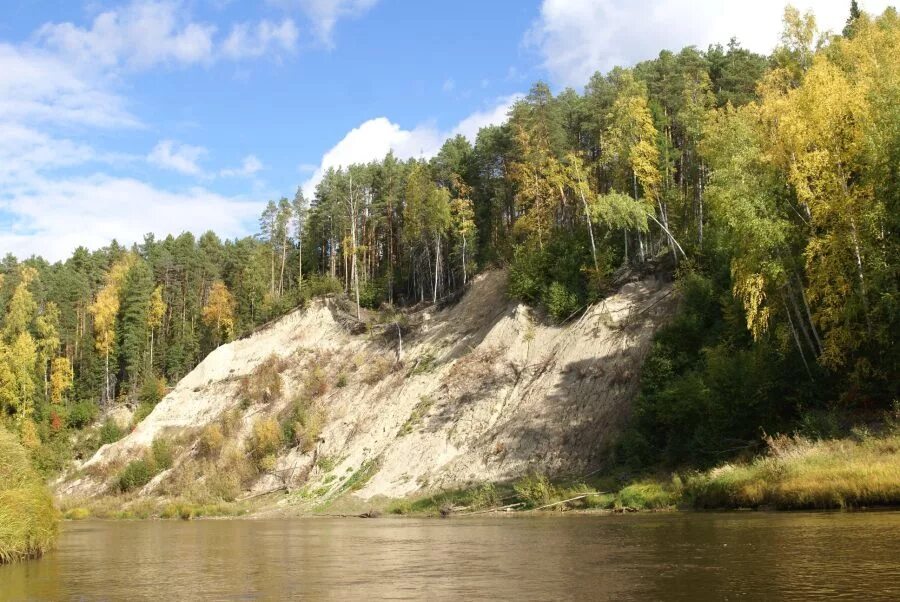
[2, 512, 899, 600]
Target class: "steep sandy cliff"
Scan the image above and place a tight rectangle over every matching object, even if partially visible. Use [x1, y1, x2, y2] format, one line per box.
[58, 270, 674, 505]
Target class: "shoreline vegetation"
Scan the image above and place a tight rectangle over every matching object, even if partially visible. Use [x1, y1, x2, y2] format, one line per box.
[57, 428, 900, 521]
[0, 429, 59, 563]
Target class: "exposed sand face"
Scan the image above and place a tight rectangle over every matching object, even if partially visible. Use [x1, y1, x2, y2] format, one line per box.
[58, 270, 674, 502]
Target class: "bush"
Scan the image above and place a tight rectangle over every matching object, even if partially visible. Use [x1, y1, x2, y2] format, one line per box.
[67, 401, 98, 429]
[30, 436, 72, 478]
[358, 278, 387, 309]
[514, 473, 554, 507]
[616, 482, 676, 510]
[238, 355, 285, 407]
[139, 376, 167, 406]
[281, 397, 325, 453]
[117, 459, 155, 492]
[0, 428, 59, 562]
[302, 274, 343, 300]
[363, 355, 394, 384]
[133, 402, 155, 424]
[304, 366, 329, 398]
[99, 418, 125, 446]
[545, 281, 580, 321]
[198, 424, 225, 458]
[151, 438, 174, 470]
[246, 417, 283, 470]
[508, 233, 600, 322]
[469, 483, 501, 510]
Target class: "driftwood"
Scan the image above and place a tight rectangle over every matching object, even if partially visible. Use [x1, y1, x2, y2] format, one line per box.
[239, 485, 287, 501]
[455, 502, 524, 516]
[529, 493, 604, 512]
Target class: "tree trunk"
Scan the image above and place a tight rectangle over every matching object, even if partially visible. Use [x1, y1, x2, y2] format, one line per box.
[433, 234, 441, 304]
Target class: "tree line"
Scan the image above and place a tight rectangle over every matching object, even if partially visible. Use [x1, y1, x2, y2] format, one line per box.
[1, 4, 895, 471]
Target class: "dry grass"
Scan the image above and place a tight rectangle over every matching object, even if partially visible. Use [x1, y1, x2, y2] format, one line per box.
[684, 433, 900, 509]
[362, 354, 395, 385]
[238, 354, 288, 407]
[0, 428, 59, 562]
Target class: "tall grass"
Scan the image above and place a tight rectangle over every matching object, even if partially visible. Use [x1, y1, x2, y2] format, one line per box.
[0, 427, 59, 563]
[683, 433, 900, 509]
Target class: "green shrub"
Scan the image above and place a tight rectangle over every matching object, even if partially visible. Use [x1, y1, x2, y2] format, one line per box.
[282, 397, 325, 453]
[545, 281, 580, 321]
[139, 376, 167, 406]
[67, 401, 98, 429]
[514, 473, 554, 507]
[302, 274, 343, 300]
[358, 278, 387, 309]
[99, 418, 125, 445]
[30, 436, 72, 478]
[508, 233, 599, 321]
[117, 459, 155, 492]
[469, 483, 501, 509]
[198, 424, 226, 458]
[238, 355, 285, 406]
[0, 428, 59, 562]
[247, 417, 283, 470]
[616, 482, 675, 510]
[304, 366, 329, 398]
[151, 438, 174, 470]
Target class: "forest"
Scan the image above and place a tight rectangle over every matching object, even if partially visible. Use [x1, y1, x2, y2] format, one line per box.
[0, 4, 896, 475]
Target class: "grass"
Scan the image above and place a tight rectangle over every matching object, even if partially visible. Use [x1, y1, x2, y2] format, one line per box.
[682, 433, 900, 510]
[376, 431, 900, 516]
[397, 396, 434, 436]
[0, 427, 59, 563]
[58, 496, 249, 521]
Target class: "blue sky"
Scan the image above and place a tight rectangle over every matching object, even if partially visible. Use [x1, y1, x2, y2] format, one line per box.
[0, 0, 890, 260]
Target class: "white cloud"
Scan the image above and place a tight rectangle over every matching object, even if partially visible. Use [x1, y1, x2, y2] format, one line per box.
[0, 174, 260, 261]
[223, 19, 298, 59]
[451, 94, 522, 141]
[220, 155, 264, 177]
[0, 124, 98, 189]
[148, 140, 207, 175]
[36, 0, 217, 70]
[302, 95, 519, 192]
[0, 44, 138, 129]
[268, 0, 378, 44]
[528, 0, 894, 88]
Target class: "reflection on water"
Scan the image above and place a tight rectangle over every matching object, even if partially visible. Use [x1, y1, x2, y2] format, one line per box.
[2, 512, 899, 600]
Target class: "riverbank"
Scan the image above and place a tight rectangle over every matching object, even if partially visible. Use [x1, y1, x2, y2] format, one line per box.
[386, 431, 900, 516]
[0, 429, 59, 563]
[55, 430, 900, 521]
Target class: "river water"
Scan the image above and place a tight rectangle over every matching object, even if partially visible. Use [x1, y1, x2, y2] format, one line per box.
[2, 512, 899, 600]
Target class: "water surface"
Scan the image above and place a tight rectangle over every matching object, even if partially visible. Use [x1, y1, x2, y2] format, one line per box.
[3, 512, 899, 600]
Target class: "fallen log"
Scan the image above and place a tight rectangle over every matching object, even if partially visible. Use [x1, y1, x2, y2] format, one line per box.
[529, 492, 604, 512]
[238, 486, 287, 501]
[455, 502, 525, 516]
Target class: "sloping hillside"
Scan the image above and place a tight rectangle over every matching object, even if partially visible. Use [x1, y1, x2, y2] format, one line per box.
[58, 270, 674, 505]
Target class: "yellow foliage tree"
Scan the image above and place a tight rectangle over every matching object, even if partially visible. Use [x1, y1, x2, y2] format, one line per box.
[202, 281, 235, 345]
[90, 255, 136, 403]
[49, 357, 74, 406]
